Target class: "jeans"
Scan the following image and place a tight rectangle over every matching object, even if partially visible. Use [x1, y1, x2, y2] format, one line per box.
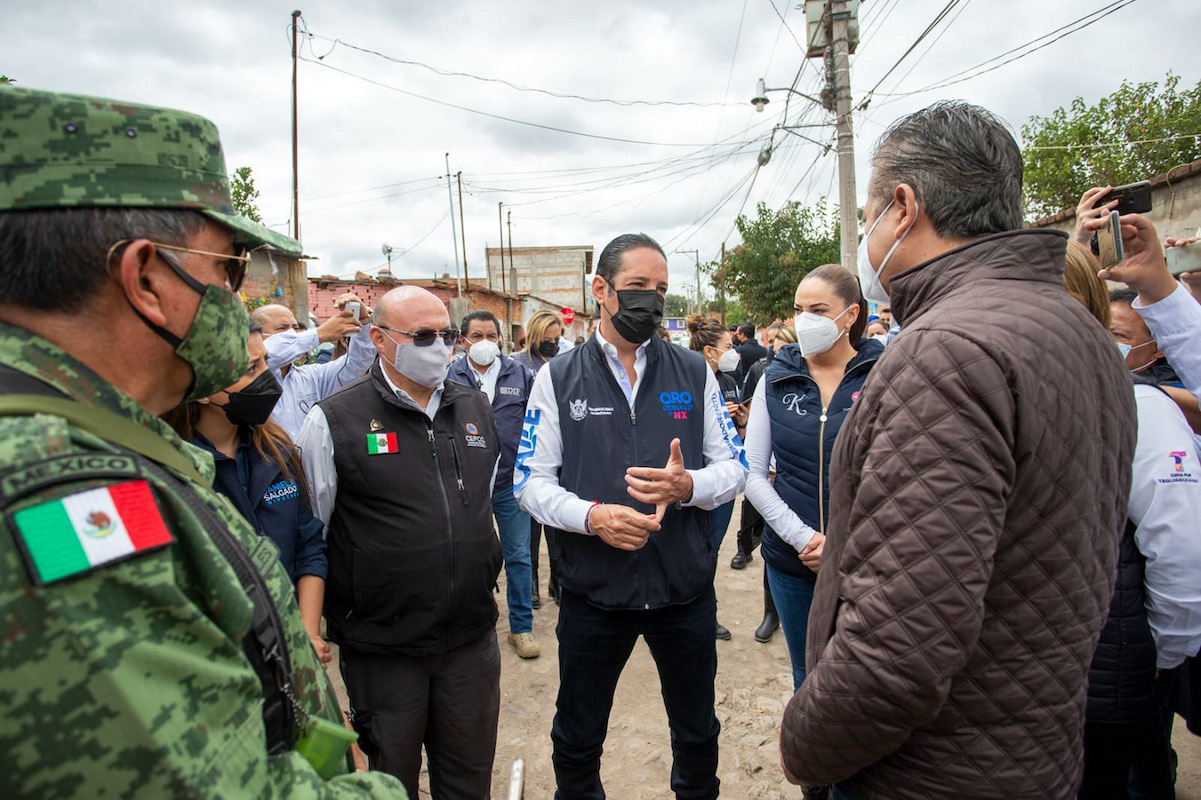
[766, 564, 817, 691]
[710, 500, 735, 551]
[831, 785, 858, 800]
[493, 485, 534, 634]
[552, 588, 720, 799]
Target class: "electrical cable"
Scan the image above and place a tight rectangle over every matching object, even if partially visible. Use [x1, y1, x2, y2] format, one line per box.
[857, 0, 967, 107]
[1025, 133, 1201, 150]
[300, 28, 741, 108]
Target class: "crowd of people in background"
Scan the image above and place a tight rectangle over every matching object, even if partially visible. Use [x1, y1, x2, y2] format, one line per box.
[4, 87, 1201, 800]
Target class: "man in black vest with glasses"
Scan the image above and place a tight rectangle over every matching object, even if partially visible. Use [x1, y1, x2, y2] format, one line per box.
[515, 233, 747, 800]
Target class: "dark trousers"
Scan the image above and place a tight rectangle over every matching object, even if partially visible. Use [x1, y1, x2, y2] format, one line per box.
[341, 631, 501, 799]
[552, 588, 720, 800]
[530, 520, 561, 589]
[1080, 707, 1175, 799]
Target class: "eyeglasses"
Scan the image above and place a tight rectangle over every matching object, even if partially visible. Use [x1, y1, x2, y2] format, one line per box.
[376, 325, 460, 347]
[108, 239, 252, 291]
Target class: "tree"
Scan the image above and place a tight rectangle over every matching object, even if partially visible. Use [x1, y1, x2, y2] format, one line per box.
[664, 293, 692, 318]
[230, 166, 263, 223]
[1021, 73, 1201, 219]
[712, 199, 840, 327]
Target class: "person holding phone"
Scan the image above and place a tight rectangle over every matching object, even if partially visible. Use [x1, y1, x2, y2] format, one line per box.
[743, 265, 881, 701]
[686, 313, 744, 640]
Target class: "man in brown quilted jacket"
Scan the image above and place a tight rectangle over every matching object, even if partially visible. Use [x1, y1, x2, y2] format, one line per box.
[779, 102, 1137, 799]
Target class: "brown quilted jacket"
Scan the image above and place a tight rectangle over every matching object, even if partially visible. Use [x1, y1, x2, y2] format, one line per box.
[779, 230, 1136, 798]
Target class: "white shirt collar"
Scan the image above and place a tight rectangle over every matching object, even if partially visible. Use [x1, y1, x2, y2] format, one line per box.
[379, 363, 444, 421]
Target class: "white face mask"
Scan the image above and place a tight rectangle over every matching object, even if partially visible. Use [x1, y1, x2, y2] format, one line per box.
[381, 330, 451, 388]
[1115, 339, 1155, 373]
[716, 348, 741, 373]
[467, 339, 500, 367]
[857, 199, 918, 307]
[796, 306, 853, 358]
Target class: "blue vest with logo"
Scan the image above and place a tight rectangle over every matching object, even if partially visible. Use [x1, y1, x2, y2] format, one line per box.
[548, 335, 715, 610]
[762, 340, 881, 579]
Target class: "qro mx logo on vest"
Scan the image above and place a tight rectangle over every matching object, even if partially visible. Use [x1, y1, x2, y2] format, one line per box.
[660, 390, 693, 420]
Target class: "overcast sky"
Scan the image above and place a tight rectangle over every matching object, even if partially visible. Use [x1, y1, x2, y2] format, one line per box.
[5, 0, 1197, 300]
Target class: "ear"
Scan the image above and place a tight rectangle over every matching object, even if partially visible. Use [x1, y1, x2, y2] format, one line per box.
[1152, 340, 1165, 361]
[891, 184, 921, 240]
[116, 240, 169, 329]
[590, 275, 609, 308]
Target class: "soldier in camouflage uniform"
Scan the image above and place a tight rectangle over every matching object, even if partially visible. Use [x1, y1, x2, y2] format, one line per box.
[0, 87, 406, 797]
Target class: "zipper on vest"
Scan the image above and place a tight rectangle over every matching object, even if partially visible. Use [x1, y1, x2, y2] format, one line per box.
[428, 426, 457, 647]
[817, 405, 828, 535]
[448, 437, 469, 505]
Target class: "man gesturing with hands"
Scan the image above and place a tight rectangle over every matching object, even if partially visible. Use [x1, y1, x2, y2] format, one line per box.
[515, 233, 746, 800]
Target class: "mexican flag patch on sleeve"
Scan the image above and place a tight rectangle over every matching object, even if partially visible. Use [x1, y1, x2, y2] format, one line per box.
[366, 432, 398, 455]
[10, 479, 174, 585]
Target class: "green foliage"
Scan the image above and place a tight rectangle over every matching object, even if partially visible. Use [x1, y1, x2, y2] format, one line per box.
[1021, 73, 1201, 219]
[230, 166, 263, 223]
[712, 199, 840, 327]
[664, 293, 692, 318]
[0, 76, 15, 85]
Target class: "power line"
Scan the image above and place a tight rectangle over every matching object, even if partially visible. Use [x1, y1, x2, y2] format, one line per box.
[858, 0, 967, 107]
[300, 28, 741, 109]
[1026, 133, 1201, 151]
[299, 55, 725, 148]
[868, 0, 1138, 104]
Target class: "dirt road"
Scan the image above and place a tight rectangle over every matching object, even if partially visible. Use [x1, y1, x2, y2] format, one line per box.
[330, 501, 1201, 798]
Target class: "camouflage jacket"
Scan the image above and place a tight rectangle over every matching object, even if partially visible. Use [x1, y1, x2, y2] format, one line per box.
[0, 323, 405, 798]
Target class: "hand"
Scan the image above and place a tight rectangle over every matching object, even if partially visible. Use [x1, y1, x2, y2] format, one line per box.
[726, 401, 748, 427]
[316, 308, 363, 344]
[1095, 214, 1178, 305]
[1180, 272, 1201, 306]
[308, 632, 332, 664]
[350, 742, 369, 772]
[1073, 186, 1119, 246]
[625, 438, 694, 512]
[799, 532, 825, 571]
[588, 503, 660, 551]
[333, 291, 369, 320]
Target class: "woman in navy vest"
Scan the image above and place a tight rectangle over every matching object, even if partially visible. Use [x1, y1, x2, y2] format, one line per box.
[164, 318, 330, 664]
[686, 314, 746, 640]
[744, 264, 882, 692]
[514, 309, 565, 607]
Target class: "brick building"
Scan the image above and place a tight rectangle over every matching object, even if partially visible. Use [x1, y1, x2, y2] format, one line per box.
[241, 249, 311, 324]
[485, 245, 594, 321]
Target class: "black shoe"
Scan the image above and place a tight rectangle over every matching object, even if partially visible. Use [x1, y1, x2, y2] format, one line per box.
[548, 581, 561, 605]
[730, 551, 752, 570]
[755, 609, 779, 643]
[532, 591, 541, 610]
[716, 621, 731, 640]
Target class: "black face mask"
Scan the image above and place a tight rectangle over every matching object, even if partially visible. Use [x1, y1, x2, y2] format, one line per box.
[606, 288, 664, 344]
[537, 340, 559, 358]
[215, 369, 283, 427]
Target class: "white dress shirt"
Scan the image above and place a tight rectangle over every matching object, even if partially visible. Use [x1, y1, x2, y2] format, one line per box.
[466, 359, 501, 403]
[742, 379, 817, 552]
[295, 368, 444, 528]
[1133, 283, 1201, 401]
[513, 329, 747, 534]
[265, 324, 377, 440]
[1128, 383, 1201, 669]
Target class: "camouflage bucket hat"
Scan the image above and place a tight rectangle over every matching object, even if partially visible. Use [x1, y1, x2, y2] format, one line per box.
[0, 86, 302, 257]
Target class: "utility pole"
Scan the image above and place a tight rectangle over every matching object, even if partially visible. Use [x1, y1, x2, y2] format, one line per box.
[497, 202, 505, 293]
[675, 249, 701, 314]
[290, 10, 301, 243]
[456, 171, 468, 283]
[828, 0, 858, 274]
[444, 153, 462, 297]
[506, 211, 516, 293]
[720, 241, 727, 326]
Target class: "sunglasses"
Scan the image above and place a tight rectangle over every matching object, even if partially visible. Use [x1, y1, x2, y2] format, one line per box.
[108, 239, 252, 291]
[376, 325, 460, 347]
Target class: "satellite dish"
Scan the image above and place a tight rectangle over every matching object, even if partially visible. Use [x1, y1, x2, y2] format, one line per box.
[381, 243, 393, 256]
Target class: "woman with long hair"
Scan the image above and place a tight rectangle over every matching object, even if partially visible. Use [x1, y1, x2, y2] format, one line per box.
[164, 318, 330, 663]
[512, 309, 564, 606]
[744, 265, 882, 696]
[686, 313, 744, 639]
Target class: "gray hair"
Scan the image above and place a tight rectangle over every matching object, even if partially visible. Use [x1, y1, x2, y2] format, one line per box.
[0, 207, 208, 312]
[596, 232, 666, 284]
[869, 101, 1023, 239]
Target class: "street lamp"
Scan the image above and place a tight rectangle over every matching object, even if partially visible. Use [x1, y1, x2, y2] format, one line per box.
[750, 78, 828, 113]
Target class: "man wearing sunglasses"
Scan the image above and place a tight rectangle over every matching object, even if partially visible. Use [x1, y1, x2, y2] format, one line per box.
[0, 89, 405, 796]
[296, 286, 504, 798]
